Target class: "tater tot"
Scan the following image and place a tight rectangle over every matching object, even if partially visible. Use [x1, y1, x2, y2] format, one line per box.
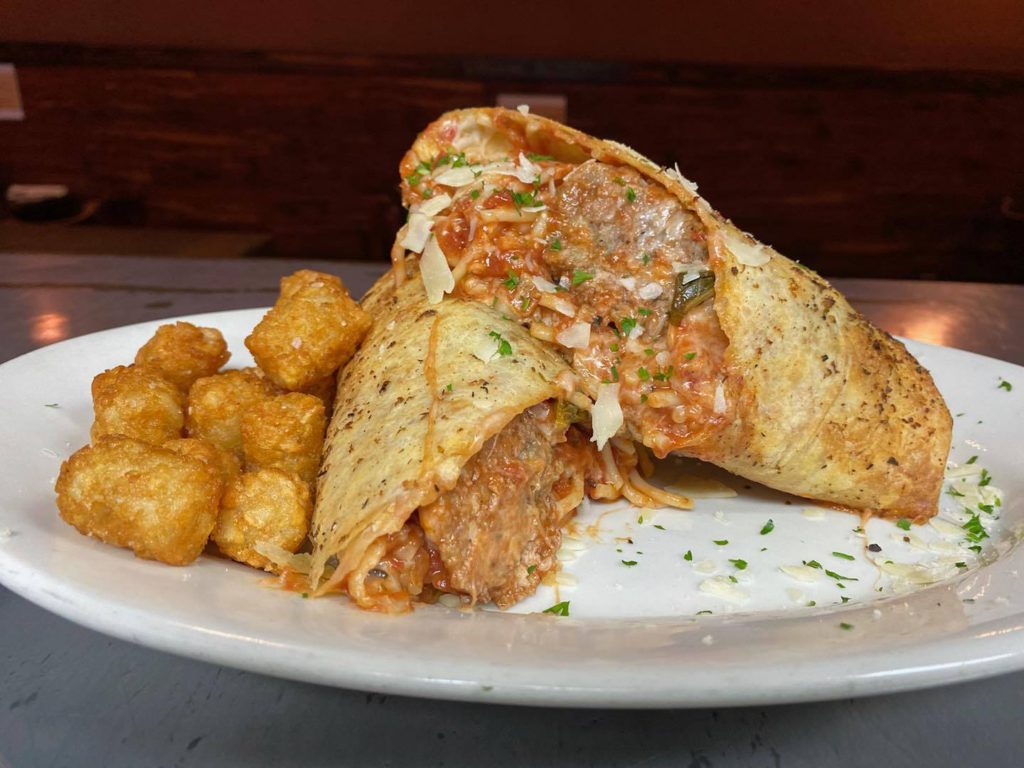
[163, 437, 241, 488]
[135, 321, 230, 392]
[55, 436, 221, 565]
[296, 371, 337, 413]
[212, 468, 312, 571]
[91, 365, 185, 445]
[245, 270, 371, 390]
[186, 368, 279, 458]
[241, 393, 325, 487]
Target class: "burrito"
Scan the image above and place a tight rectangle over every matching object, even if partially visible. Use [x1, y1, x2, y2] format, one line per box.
[309, 275, 597, 612]
[392, 107, 951, 520]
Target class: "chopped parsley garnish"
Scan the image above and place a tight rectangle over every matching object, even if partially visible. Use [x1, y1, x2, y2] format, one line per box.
[642, 253, 652, 265]
[611, 365, 620, 382]
[803, 560, 822, 569]
[503, 271, 520, 290]
[527, 564, 537, 574]
[520, 296, 531, 311]
[470, 189, 481, 199]
[612, 177, 626, 186]
[653, 524, 666, 531]
[841, 596, 851, 603]
[825, 569, 858, 582]
[644, 348, 655, 356]
[807, 600, 817, 607]
[969, 544, 983, 554]
[621, 560, 638, 567]
[488, 331, 513, 357]
[728, 575, 738, 583]
[832, 551, 855, 561]
[947, 487, 965, 498]
[962, 513, 989, 543]
[571, 269, 594, 286]
[683, 352, 697, 360]
[637, 515, 644, 524]
[979, 503, 995, 514]
[979, 469, 992, 487]
[956, 562, 968, 569]
[637, 308, 652, 317]
[683, 550, 693, 561]
[966, 455, 978, 465]
[896, 518, 911, 531]
[625, 187, 637, 203]
[839, 622, 853, 630]
[511, 190, 538, 214]
[695, 609, 712, 615]
[44, 403, 59, 408]
[445, 383, 453, 392]
[653, 366, 674, 382]
[713, 539, 729, 546]
[637, 367, 651, 381]
[760, 519, 775, 535]
[527, 152, 554, 162]
[998, 378, 1013, 391]
[543, 601, 570, 616]
[640, 394, 648, 403]
[729, 558, 748, 570]
[620, 317, 637, 336]
[549, 237, 562, 251]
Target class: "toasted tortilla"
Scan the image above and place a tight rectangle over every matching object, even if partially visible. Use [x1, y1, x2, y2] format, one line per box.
[309, 273, 572, 590]
[397, 108, 951, 518]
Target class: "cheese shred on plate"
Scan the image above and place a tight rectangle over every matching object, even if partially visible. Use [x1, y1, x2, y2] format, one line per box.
[591, 383, 623, 450]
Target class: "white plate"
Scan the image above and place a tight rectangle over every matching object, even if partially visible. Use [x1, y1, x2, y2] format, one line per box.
[0, 310, 1021, 708]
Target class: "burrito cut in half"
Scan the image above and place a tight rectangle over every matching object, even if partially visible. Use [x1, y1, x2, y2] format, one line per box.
[393, 107, 952, 520]
[309, 275, 601, 612]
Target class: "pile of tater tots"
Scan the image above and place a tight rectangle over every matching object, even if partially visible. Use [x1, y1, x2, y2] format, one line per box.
[55, 270, 371, 572]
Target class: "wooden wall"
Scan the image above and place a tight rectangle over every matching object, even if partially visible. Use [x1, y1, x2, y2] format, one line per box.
[1, 43, 1022, 282]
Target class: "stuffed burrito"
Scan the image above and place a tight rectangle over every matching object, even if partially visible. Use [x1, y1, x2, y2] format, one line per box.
[309, 275, 601, 612]
[392, 107, 951, 519]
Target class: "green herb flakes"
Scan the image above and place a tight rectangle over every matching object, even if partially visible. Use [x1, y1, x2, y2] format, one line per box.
[549, 237, 562, 251]
[621, 560, 638, 567]
[503, 271, 520, 290]
[683, 550, 693, 561]
[620, 317, 637, 336]
[760, 519, 775, 535]
[713, 539, 728, 546]
[543, 601, 570, 616]
[637, 367, 651, 381]
[625, 187, 637, 203]
[966, 455, 978, 465]
[832, 551, 855, 561]
[488, 331, 513, 357]
[896, 518, 911, 531]
[571, 269, 594, 286]
[998, 378, 1013, 392]
[839, 622, 853, 630]
[729, 558, 748, 570]
[527, 564, 537, 575]
[963, 513, 989, 543]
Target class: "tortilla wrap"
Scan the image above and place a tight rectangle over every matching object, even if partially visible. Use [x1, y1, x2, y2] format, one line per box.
[310, 274, 591, 611]
[394, 107, 951, 519]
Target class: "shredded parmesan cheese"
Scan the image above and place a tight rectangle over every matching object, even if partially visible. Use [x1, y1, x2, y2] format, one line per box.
[414, 192, 453, 217]
[531, 275, 557, 293]
[400, 212, 434, 254]
[556, 322, 591, 350]
[724, 230, 771, 267]
[420, 236, 454, 304]
[591, 383, 623, 450]
[638, 282, 663, 300]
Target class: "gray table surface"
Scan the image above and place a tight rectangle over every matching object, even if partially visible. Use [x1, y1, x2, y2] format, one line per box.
[2, 252, 1023, 768]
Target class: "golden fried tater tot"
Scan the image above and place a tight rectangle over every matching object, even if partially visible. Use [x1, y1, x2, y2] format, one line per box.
[212, 468, 312, 571]
[241, 393, 325, 487]
[55, 436, 221, 565]
[296, 371, 337, 413]
[134, 321, 230, 392]
[245, 270, 371, 391]
[185, 368, 279, 458]
[91, 365, 185, 445]
[163, 437, 241, 488]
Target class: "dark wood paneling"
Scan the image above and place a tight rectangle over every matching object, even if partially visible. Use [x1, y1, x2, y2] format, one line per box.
[0, 43, 1021, 281]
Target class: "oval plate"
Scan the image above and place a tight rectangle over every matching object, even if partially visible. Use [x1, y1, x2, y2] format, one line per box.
[0, 310, 1021, 708]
